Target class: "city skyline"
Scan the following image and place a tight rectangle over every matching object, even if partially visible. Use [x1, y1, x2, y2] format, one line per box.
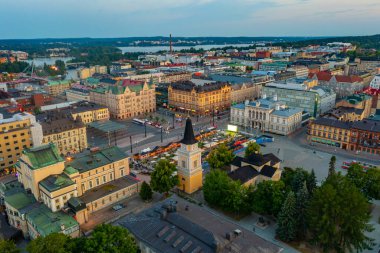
[1, 0, 380, 39]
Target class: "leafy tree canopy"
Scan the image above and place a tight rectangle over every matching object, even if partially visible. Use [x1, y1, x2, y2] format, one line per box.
[26, 233, 72, 253]
[0, 239, 20, 253]
[206, 143, 235, 170]
[150, 159, 178, 195]
[83, 224, 138, 253]
[251, 180, 286, 216]
[203, 169, 251, 214]
[347, 164, 380, 200]
[307, 173, 374, 253]
[139, 181, 153, 201]
[244, 142, 261, 157]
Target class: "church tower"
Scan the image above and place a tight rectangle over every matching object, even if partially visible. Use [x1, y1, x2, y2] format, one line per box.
[177, 118, 203, 194]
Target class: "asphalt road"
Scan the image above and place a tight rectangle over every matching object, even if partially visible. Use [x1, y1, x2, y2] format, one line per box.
[87, 113, 230, 155]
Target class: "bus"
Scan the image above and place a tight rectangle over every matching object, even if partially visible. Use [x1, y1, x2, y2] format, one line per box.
[132, 118, 145, 125]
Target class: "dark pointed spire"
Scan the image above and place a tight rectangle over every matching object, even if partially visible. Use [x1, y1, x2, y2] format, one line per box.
[181, 117, 197, 145]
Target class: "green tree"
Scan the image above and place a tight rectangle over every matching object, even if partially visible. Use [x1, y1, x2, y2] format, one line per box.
[33, 106, 41, 115]
[244, 142, 261, 157]
[295, 183, 309, 240]
[328, 155, 336, 177]
[0, 61, 29, 73]
[203, 169, 250, 214]
[83, 224, 138, 253]
[222, 180, 250, 214]
[150, 159, 178, 196]
[139, 181, 153, 201]
[54, 60, 66, 75]
[307, 174, 374, 252]
[347, 164, 380, 200]
[281, 167, 315, 194]
[26, 233, 72, 253]
[0, 239, 20, 253]
[198, 141, 205, 148]
[291, 169, 307, 193]
[306, 169, 317, 195]
[276, 191, 298, 242]
[203, 169, 231, 207]
[206, 144, 235, 170]
[251, 180, 285, 216]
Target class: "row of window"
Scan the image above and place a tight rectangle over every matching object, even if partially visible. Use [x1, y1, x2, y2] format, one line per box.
[91, 184, 138, 210]
[1, 123, 28, 132]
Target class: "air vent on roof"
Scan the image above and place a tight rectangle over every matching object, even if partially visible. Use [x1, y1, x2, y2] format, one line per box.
[180, 241, 193, 253]
[157, 226, 169, 238]
[191, 246, 202, 253]
[164, 231, 176, 243]
[172, 236, 184, 248]
[86, 160, 93, 164]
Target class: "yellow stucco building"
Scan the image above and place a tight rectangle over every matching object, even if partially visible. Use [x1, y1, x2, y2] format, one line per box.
[168, 81, 231, 115]
[44, 80, 72, 96]
[176, 118, 203, 194]
[54, 101, 110, 124]
[0, 112, 43, 173]
[8, 143, 140, 239]
[39, 112, 87, 156]
[90, 81, 156, 119]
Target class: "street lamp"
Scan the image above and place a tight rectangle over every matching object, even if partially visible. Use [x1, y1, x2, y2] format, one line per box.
[129, 135, 133, 153]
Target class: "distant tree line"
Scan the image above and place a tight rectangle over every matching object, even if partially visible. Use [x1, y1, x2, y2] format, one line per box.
[0, 61, 29, 73]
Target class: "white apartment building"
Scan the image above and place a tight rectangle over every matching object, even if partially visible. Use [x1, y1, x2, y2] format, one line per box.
[230, 96, 303, 136]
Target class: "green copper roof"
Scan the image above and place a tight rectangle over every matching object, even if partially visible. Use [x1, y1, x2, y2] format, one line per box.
[91, 87, 105, 94]
[5, 191, 36, 210]
[261, 62, 289, 66]
[68, 146, 127, 173]
[88, 120, 126, 132]
[47, 80, 71, 86]
[108, 85, 126, 95]
[86, 77, 100, 84]
[39, 174, 75, 193]
[22, 143, 64, 170]
[64, 166, 79, 175]
[26, 205, 79, 237]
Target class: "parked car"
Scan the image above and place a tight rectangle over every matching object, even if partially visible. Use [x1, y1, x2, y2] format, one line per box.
[112, 204, 126, 211]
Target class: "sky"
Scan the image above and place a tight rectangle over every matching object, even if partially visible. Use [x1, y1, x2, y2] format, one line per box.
[1, 0, 379, 39]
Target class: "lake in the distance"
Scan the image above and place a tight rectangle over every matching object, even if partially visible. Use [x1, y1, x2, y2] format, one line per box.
[118, 44, 253, 53]
[23, 57, 74, 67]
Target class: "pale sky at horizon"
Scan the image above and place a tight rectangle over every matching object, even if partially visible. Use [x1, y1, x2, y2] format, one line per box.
[1, 0, 379, 39]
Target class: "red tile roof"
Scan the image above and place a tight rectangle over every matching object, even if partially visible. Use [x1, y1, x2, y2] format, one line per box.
[335, 75, 363, 83]
[309, 72, 363, 83]
[362, 87, 380, 96]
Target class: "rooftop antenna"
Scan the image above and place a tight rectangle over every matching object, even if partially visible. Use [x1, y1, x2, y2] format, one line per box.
[170, 34, 173, 55]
